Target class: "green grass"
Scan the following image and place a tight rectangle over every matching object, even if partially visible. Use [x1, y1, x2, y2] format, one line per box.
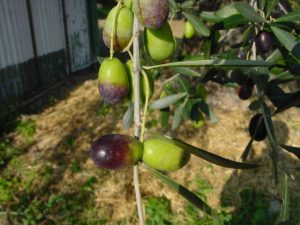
[0, 139, 21, 167]
[16, 119, 36, 144]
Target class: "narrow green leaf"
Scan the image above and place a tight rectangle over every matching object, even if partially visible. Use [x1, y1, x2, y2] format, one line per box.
[271, 26, 300, 59]
[183, 12, 210, 37]
[281, 144, 300, 159]
[200, 11, 222, 23]
[261, 101, 279, 186]
[216, 3, 239, 18]
[180, 0, 194, 9]
[234, 2, 267, 23]
[221, 14, 248, 29]
[146, 166, 213, 215]
[259, 0, 267, 11]
[249, 100, 262, 111]
[122, 103, 133, 130]
[178, 139, 258, 169]
[266, 49, 283, 63]
[143, 59, 272, 70]
[160, 108, 170, 129]
[275, 9, 300, 22]
[172, 102, 185, 130]
[172, 67, 203, 78]
[241, 138, 254, 161]
[275, 174, 289, 225]
[273, 90, 300, 115]
[150, 93, 187, 110]
[266, 0, 280, 18]
[198, 101, 218, 122]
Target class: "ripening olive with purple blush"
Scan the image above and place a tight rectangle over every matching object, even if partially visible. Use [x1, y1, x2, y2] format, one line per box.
[90, 134, 143, 170]
[255, 32, 272, 53]
[133, 0, 169, 28]
[98, 58, 129, 104]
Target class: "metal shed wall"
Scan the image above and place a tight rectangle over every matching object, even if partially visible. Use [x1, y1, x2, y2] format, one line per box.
[0, 0, 98, 103]
[0, 0, 36, 100]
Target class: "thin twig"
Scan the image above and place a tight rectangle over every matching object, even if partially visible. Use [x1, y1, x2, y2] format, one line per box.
[278, 2, 288, 14]
[132, 16, 145, 225]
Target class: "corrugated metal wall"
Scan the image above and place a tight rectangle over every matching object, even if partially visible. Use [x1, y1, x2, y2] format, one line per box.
[0, 0, 97, 102]
[0, 0, 36, 100]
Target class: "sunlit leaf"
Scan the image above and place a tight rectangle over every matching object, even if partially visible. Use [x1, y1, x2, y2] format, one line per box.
[122, 103, 133, 130]
[172, 102, 185, 130]
[150, 93, 187, 110]
[216, 3, 239, 18]
[266, 49, 283, 63]
[234, 2, 267, 23]
[172, 67, 203, 78]
[275, 9, 300, 22]
[146, 166, 213, 215]
[200, 11, 222, 23]
[271, 26, 300, 59]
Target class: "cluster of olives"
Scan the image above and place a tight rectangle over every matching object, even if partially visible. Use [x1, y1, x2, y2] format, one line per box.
[99, 0, 176, 104]
[90, 134, 190, 172]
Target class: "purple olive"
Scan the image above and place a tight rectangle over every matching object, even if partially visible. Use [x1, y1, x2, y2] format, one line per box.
[248, 114, 267, 141]
[133, 0, 169, 28]
[237, 85, 253, 100]
[90, 134, 143, 170]
[255, 32, 272, 53]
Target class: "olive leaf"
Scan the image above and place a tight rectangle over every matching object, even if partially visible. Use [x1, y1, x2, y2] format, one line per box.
[122, 102, 133, 130]
[280, 144, 300, 159]
[143, 59, 272, 70]
[150, 93, 187, 110]
[146, 166, 213, 215]
[234, 2, 267, 23]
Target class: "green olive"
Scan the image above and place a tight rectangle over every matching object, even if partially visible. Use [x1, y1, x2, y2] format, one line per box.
[142, 137, 190, 171]
[98, 57, 129, 104]
[184, 21, 195, 39]
[103, 6, 133, 52]
[125, 60, 154, 104]
[144, 22, 176, 61]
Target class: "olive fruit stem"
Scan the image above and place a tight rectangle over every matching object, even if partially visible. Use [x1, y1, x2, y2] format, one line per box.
[110, 0, 123, 59]
[140, 70, 150, 142]
[132, 16, 145, 225]
[122, 35, 134, 53]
